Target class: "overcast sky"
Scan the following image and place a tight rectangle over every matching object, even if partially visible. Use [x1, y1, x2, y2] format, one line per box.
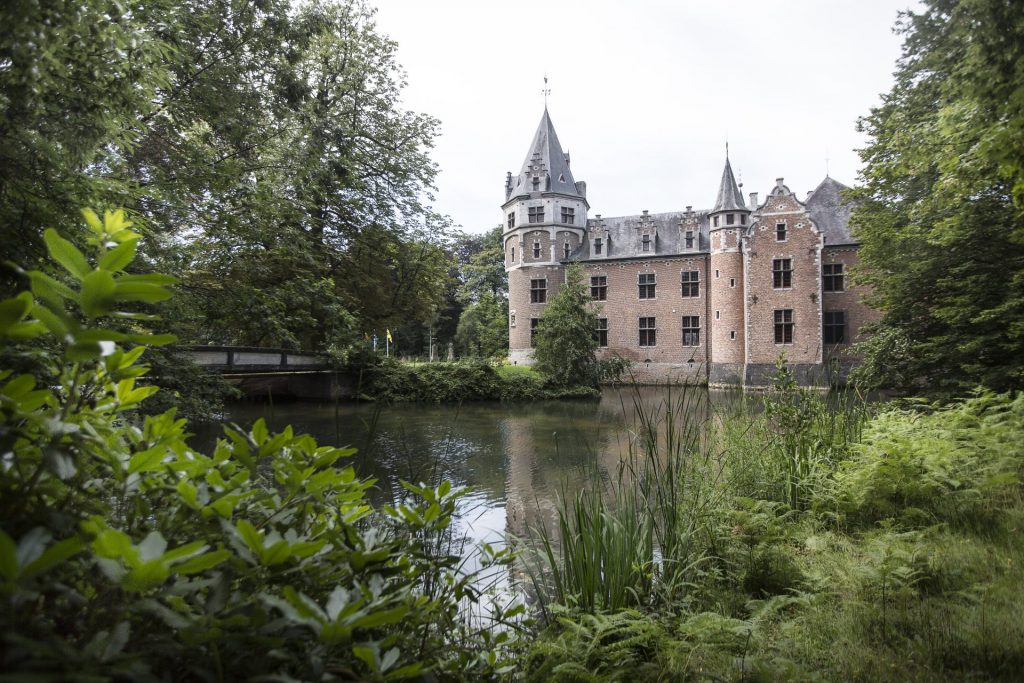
[369, 0, 919, 234]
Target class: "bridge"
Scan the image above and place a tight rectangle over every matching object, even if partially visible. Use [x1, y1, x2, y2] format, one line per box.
[182, 346, 352, 400]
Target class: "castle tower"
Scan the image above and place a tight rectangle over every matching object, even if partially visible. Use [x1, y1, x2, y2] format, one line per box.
[503, 108, 589, 364]
[707, 154, 750, 386]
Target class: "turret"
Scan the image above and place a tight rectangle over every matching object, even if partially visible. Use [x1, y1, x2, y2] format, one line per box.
[503, 108, 588, 364]
[708, 154, 749, 386]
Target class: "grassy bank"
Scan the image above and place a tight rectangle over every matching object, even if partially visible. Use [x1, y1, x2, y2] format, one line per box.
[519, 383, 1024, 681]
[359, 359, 600, 402]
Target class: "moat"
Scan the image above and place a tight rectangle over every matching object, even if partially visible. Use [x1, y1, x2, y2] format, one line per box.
[190, 387, 739, 551]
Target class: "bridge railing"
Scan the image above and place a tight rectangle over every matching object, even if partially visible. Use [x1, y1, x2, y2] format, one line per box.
[182, 345, 328, 373]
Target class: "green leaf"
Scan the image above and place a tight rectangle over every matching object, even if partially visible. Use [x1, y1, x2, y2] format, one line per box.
[82, 208, 104, 235]
[113, 281, 172, 303]
[174, 549, 231, 575]
[128, 447, 166, 474]
[43, 229, 90, 280]
[116, 273, 178, 286]
[29, 271, 76, 308]
[15, 528, 51, 569]
[0, 293, 33, 332]
[351, 606, 408, 629]
[353, 645, 379, 672]
[80, 270, 117, 318]
[21, 536, 86, 579]
[98, 238, 138, 272]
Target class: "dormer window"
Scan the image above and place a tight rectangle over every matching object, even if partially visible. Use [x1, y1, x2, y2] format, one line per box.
[641, 234, 652, 252]
[685, 230, 694, 249]
[727, 214, 735, 225]
[594, 238, 603, 255]
[561, 207, 575, 224]
[532, 177, 540, 190]
[740, 214, 747, 225]
[528, 207, 544, 223]
[713, 216, 720, 228]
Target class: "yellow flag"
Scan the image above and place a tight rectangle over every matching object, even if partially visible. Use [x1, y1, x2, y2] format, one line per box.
[386, 329, 393, 343]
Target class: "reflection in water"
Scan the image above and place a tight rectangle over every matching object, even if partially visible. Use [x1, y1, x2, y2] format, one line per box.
[190, 387, 742, 595]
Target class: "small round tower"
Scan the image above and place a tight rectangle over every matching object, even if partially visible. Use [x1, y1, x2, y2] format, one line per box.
[707, 153, 750, 386]
[503, 107, 588, 364]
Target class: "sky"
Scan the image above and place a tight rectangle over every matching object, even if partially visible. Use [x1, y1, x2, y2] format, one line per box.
[369, 0, 920, 234]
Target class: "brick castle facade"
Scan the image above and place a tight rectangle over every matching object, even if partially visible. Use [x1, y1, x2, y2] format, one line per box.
[503, 108, 877, 387]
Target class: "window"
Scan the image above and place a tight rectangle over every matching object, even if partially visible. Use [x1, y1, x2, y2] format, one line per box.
[824, 311, 846, 344]
[727, 213, 735, 225]
[730, 330, 736, 340]
[713, 216, 720, 228]
[530, 318, 539, 346]
[532, 176, 540, 190]
[642, 234, 652, 252]
[511, 246, 515, 262]
[715, 310, 720, 320]
[776, 223, 787, 241]
[638, 273, 656, 299]
[740, 214, 746, 225]
[823, 263, 845, 292]
[729, 277, 736, 288]
[595, 318, 608, 347]
[530, 278, 547, 303]
[681, 270, 700, 297]
[715, 269, 720, 278]
[685, 230, 694, 249]
[563, 242, 571, 259]
[639, 317, 656, 347]
[528, 206, 544, 223]
[590, 276, 607, 301]
[594, 238, 603, 255]
[507, 212, 515, 229]
[561, 207, 575, 224]
[772, 258, 792, 288]
[682, 316, 700, 346]
[533, 241, 541, 259]
[774, 309, 794, 344]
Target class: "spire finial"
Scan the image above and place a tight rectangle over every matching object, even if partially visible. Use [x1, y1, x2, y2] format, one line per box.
[725, 140, 729, 160]
[542, 74, 551, 109]
[825, 149, 830, 178]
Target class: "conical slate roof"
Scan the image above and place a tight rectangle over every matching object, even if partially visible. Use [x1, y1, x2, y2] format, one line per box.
[711, 157, 747, 213]
[506, 108, 581, 202]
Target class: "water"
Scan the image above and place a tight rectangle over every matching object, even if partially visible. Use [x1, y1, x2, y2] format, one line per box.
[190, 387, 736, 555]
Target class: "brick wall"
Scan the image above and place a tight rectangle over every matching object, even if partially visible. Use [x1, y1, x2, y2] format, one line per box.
[581, 258, 708, 366]
[745, 194, 823, 367]
[709, 247, 745, 365]
[508, 264, 564, 354]
[822, 247, 881, 364]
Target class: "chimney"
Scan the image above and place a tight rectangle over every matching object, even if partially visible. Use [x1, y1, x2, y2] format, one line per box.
[749, 192, 758, 209]
[685, 205, 692, 214]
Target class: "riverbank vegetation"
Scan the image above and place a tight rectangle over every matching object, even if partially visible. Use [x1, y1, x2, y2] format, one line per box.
[519, 381, 1024, 681]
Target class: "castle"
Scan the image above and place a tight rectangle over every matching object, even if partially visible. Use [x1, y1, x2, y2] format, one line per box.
[503, 108, 878, 387]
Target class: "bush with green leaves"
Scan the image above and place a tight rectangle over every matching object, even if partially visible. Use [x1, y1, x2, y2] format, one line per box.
[0, 210, 519, 681]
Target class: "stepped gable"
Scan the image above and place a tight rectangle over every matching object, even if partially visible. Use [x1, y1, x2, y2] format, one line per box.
[805, 176, 856, 246]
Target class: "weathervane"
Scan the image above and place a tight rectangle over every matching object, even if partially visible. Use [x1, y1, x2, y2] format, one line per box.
[542, 75, 551, 108]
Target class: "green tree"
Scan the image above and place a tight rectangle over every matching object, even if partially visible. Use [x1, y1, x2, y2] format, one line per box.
[850, 0, 1024, 392]
[452, 226, 508, 357]
[533, 264, 599, 387]
[455, 293, 508, 358]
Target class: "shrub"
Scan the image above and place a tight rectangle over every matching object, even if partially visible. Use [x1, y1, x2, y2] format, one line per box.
[0, 210, 518, 681]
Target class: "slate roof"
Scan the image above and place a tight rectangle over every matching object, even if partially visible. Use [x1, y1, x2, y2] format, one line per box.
[711, 158, 747, 213]
[804, 176, 857, 246]
[570, 210, 711, 261]
[506, 108, 582, 203]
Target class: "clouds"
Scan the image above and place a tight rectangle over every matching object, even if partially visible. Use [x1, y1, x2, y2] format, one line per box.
[370, 0, 915, 232]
